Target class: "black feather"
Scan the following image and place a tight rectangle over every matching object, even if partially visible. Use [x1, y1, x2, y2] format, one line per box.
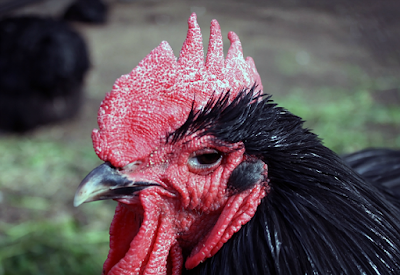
[343, 148, 400, 197]
[179, 87, 400, 274]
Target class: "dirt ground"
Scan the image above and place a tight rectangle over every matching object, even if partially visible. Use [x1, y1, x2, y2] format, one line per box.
[8, 0, 400, 145]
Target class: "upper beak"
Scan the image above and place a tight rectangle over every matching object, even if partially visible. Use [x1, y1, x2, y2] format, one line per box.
[73, 162, 156, 207]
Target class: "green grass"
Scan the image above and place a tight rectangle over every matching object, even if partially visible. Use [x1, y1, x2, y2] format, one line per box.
[0, 219, 108, 275]
[0, 137, 114, 275]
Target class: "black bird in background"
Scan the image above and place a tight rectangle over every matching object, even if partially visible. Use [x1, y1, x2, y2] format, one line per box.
[0, 0, 108, 133]
[0, 16, 90, 132]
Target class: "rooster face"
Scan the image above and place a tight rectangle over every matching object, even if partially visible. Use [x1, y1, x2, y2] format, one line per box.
[75, 126, 267, 272]
[75, 105, 268, 273]
[74, 13, 267, 274]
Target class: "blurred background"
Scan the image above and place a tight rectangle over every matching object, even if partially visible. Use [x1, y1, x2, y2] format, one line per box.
[0, 0, 399, 274]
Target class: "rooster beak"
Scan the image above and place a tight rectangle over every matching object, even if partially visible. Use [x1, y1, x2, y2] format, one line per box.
[74, 162, 153, 207]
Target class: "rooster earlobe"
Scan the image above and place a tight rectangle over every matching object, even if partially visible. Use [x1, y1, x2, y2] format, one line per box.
[205, 19, 224, 77]
[227, 159, 267, 194]
[178, 13, 205, 80]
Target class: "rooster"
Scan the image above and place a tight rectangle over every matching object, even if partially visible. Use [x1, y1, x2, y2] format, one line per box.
[74, 13, 400, 275]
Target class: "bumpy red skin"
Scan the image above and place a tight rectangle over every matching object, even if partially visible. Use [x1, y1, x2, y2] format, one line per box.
[92, 13, 267, 275]
[103, 136, 267, 274]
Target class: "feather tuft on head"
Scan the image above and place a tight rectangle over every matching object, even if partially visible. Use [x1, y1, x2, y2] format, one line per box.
[92, 13, 263, 167]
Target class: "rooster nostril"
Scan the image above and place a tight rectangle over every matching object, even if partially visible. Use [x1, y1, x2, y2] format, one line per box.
[122, 161, 143, 173]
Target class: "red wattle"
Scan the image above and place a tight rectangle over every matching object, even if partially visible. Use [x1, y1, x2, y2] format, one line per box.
[104, 190, 182, 275]
[103, 203, 140, 274]
[185, 184, 266, 269]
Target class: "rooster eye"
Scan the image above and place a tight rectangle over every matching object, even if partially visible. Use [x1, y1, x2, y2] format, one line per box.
[188, 149, 222, 173]
[196, 153, 221, 165]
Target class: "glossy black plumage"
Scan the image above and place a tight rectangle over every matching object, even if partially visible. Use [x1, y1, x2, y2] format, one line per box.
[178, 87, 400, 274]
[343, 148, 400, 197]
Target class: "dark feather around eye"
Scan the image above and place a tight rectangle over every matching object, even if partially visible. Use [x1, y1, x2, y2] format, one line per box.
[227, 159, 265, 193]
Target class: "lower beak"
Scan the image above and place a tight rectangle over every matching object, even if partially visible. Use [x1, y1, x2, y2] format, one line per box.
[73, 162, 155, 207]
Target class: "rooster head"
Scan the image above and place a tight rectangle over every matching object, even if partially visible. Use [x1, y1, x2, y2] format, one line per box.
[74, 13, 268, 275]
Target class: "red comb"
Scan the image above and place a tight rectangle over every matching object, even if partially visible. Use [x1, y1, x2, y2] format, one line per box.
[92, 13, 263, 167]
